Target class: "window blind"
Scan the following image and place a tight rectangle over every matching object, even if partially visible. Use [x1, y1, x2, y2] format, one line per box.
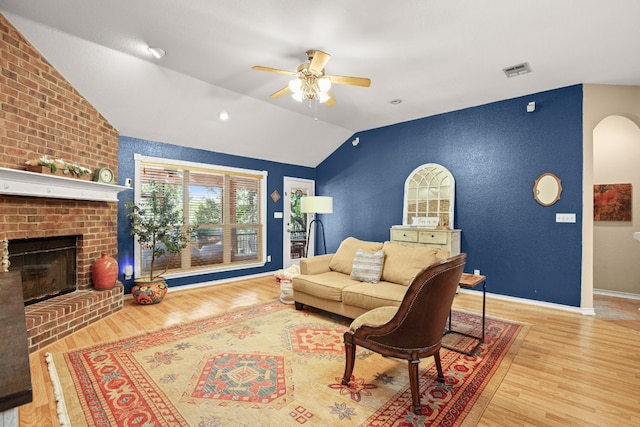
[134, 158, 266, 277]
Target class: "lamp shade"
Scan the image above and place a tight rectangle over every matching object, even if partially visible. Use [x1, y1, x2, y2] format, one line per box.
[288, 78, 302, 93]
[300, 196, 333, 214]
[318, 77, 332, 92]
[318, 91, 330, 104]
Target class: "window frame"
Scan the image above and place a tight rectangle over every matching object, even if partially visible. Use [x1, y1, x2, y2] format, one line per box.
[132, 153, 268, 279]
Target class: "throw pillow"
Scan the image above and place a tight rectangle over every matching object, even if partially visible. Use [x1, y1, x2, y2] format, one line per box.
[329, 237, 384, 275]
[380, 241, 442, 286]
[350, 249, 385, 283]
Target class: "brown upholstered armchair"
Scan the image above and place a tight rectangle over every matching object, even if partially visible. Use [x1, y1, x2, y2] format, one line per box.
[341, 253, 466, 414]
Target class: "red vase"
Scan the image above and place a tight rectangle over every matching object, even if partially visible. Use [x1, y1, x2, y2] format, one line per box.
[93, 253, 118, 290]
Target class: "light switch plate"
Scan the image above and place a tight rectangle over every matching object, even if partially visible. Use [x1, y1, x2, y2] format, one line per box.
[556, 213, 576, 223]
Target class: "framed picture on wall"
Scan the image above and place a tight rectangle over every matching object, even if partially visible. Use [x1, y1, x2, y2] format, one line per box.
[593, 183, 632, 221]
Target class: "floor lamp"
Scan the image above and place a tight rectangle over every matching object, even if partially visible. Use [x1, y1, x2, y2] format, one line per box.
[301, 196, 333, 257]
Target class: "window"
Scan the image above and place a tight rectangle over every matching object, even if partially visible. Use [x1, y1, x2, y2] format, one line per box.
[133, 154, 267, 278]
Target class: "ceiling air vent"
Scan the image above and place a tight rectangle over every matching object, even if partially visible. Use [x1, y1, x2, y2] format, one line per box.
[503, 62, 532, 78]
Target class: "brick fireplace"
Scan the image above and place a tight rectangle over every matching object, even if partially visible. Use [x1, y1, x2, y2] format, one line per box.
[0, 186, 125, 352]
[0, 14, 125, 352]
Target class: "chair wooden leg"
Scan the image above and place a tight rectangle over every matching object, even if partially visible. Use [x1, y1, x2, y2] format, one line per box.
[434, 350, 445, 382]
[341, 334, 356, 386]
[408, 360, 422, 414]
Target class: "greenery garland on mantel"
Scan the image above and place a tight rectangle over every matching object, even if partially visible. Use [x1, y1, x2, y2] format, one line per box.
[25, 155, 92, 179]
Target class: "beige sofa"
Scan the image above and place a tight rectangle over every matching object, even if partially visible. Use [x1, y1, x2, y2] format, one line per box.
[292, 237, 450, 319]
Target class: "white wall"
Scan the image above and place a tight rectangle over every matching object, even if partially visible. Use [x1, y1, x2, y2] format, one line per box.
[593, 115, 640, 293]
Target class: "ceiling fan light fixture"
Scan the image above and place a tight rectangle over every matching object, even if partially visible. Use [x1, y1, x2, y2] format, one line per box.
[318, 77, 332, 92]
[147, 46, 166, 59]
[288, 78, 302, 94]
[253, 49, 371, 106]
[318, 91, 330, 104]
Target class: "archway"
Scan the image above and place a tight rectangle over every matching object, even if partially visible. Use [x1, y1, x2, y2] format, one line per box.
[592, 115, 640, 295]
[582, 84, 640, 313]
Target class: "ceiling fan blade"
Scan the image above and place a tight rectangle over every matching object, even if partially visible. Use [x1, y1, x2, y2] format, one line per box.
[327, 75, 371, 87]
[270, 86, 291, 98]
[323, 92, 336, 106]
[308, 50, 331, 74]
[252, 65, 297, 76]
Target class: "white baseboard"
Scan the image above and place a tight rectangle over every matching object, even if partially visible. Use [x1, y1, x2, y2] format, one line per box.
[168, 271, 277, 293]
[167, 272, 633, 316]
[458, 288, 585, 314]
[593, 288, 640, 300]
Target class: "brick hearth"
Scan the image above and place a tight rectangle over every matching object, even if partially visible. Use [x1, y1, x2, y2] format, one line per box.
[24, 285, 124, 353]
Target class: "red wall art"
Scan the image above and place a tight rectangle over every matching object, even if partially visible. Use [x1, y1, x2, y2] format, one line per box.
[594, 183, 632, 221]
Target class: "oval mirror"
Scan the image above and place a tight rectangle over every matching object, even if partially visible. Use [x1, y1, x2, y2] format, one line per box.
[533, 173, 562, 206]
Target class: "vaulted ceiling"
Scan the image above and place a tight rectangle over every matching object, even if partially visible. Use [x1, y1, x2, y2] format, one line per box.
[1, 1, 639, 167]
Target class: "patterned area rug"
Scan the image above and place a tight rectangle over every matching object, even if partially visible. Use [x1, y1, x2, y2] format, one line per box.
[46, 301, 528, 426]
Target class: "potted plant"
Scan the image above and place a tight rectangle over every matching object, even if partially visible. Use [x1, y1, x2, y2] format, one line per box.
[126, 182, 196, 304]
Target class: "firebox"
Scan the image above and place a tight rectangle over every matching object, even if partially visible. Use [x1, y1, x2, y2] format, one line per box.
[8, 236, 78, 305]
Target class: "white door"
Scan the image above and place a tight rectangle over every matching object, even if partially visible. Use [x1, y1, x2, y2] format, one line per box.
[283, 177, 315, 268]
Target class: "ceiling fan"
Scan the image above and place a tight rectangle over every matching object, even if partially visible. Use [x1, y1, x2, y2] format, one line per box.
[252, 50, 371, 106]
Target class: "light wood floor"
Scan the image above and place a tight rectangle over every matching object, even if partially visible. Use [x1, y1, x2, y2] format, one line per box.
[593, 293, 640, 332]
[18, 276, 640, 426]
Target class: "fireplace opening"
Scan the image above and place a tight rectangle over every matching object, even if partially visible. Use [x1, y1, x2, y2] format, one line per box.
[8, 236, 78, 306]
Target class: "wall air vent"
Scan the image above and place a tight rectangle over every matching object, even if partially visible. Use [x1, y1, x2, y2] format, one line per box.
[503, 62, 532, 78]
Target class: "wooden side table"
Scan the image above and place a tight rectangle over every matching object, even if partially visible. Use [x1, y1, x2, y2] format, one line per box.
[443, 273, 486, 356]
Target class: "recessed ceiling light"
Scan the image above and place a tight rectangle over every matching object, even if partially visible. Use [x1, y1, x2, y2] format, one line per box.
[147, 46, 166, 59]
[389, 99, 402, 105]
[218, 111, 230, 121]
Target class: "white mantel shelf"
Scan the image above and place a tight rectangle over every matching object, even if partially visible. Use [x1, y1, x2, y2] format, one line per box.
[0, 167, 129, 202]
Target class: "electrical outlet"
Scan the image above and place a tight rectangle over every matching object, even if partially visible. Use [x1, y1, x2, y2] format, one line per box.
[556, 213, 576, 223]
[267, 255, 271, 262]
[474, 269, 480, 276]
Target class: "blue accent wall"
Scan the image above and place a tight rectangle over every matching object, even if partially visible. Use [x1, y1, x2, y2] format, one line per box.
[116, 136, 314, 293]
[316, 85, 584, 306]
[117, 85, 583, 307]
